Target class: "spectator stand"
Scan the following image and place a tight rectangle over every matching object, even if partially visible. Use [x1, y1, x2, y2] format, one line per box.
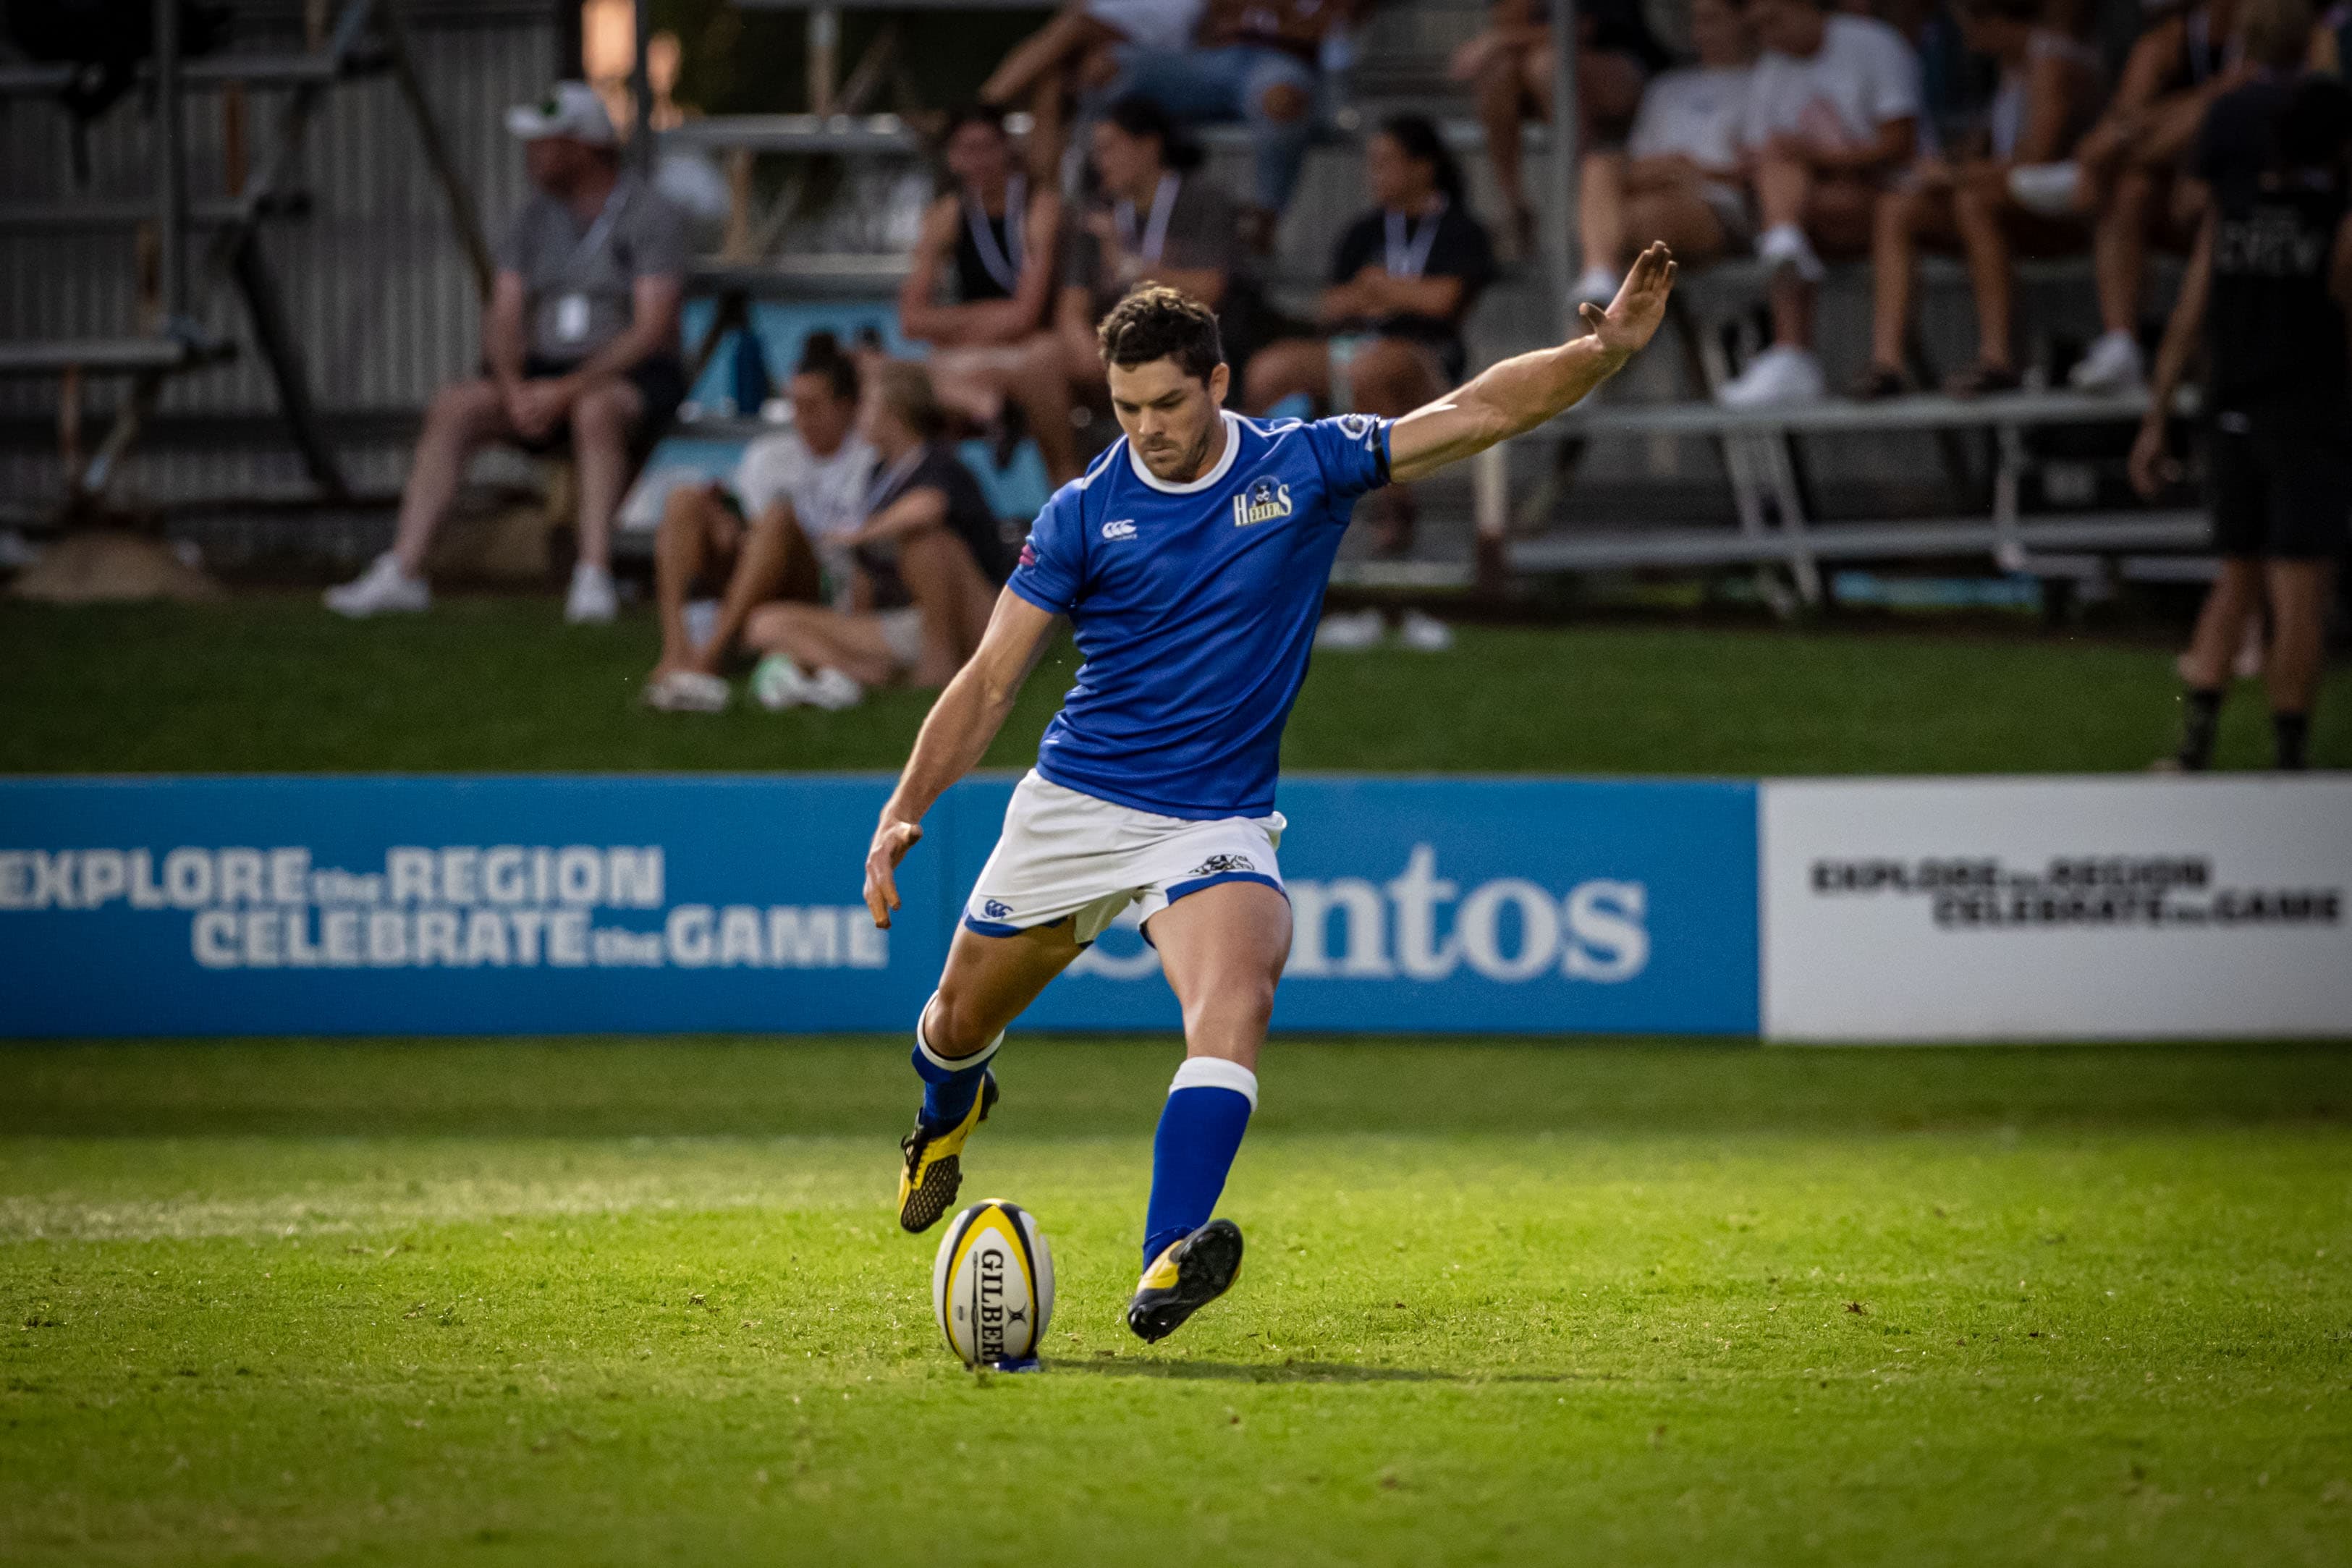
[0, 0, 493, 517]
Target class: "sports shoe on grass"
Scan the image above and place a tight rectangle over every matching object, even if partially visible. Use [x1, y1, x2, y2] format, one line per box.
[1126, 1219, 1245, 1344]
[750, 655, 810, 711]
[897, 1070, 999, 1234]
[643, 669, 729, 713]
[804, 666, 866, 711]
[564, 563, 617, 625]
[323, 553, 429, 617]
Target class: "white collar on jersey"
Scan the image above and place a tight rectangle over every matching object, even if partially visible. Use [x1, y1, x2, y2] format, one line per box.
[1125, 409, 1241, 495]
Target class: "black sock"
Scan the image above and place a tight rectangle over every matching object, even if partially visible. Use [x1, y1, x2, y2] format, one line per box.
[2272, 711, 2311, 771]
[2178, 687, 2225, 771]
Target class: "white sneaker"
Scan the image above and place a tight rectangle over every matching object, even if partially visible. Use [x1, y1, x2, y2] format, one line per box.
[1397, 609, 1455, 653]
[324, 553, 429, 617]
[1755, 222, 1826, 284]
[2068, 330, 2144, 394]
[1716, 346, 1827, 409]
[803, 666, 866, 711]
[1572, 266, 1619, 305]
[750, 654, 811, 711]
[2007, 161, 2084, 218]
[564, 562, 618, 625]
[643, 669, 730, 713]
[1314, 608, 1385, 650]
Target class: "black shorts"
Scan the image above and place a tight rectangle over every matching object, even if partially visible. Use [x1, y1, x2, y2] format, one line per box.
[2208, 404, 2352, 560]
[507, 352, 689, 456]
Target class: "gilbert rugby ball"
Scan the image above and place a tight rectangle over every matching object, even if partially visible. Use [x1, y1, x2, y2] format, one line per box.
[932, 1200, 1054, 1368]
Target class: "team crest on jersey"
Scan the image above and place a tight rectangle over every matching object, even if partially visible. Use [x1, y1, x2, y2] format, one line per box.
[1187, 853, 1256, 876]
[1334, 413, 1378, 444]
[1232, 477, 1293, 527]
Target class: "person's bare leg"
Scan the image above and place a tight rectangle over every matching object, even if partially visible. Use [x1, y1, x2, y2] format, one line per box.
[1146, 881, 1292, 1071]
[928, 345, 1015, 428]
[1475, 48, 1531, 226]
[567, 378, 646, 572]
[1345, 337, 1442, 418]
[1580, 151, 1630, 280]
[741, 601, 901, 687]
[1623, 187, 1729, 264]
[981, 8, 1100, 109]
[1869, 187, 1928, 373]
[2094, 166, 2158, 336]
[1754, 153, 1816, 347]
[698, 504, 819, 673]
[1009, 332, 1080, 483]
[893, 525, 993, 688]
[925, 919, 1089, 1058]
[652, 486, 736, 676]
[391, 378, 511, 575]
[1953, 177, 2020, 371]
[2180, 559, 2264, 690]
[1241, 338, 1332, 415]
[2264, 559, 2334, 716]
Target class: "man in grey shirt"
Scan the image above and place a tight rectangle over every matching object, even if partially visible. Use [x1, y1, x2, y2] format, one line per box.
[328, 82, 690, 623]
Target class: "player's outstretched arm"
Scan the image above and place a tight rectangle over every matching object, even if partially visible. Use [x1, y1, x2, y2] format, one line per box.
[1387, 241, 1678, 484]
[864, 590, 1062, 928]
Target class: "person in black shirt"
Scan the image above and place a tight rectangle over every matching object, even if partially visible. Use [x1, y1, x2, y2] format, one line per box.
[2133, 0, 2351, 771]
[743, 362, 1010, 711]
[900, 108, 1065, 451]
[1241, 114, 1497, 554]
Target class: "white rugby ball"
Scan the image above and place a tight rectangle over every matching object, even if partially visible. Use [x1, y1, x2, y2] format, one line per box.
[931, 1199, 1054, 1368]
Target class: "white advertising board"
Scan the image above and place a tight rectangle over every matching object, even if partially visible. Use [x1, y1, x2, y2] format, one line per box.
[1762, 777, 2352, 1041]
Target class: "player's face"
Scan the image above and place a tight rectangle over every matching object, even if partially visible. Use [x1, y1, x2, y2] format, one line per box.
[1107, 356, 1232, 482]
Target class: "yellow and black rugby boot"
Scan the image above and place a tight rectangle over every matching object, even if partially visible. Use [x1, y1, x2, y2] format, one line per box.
[896, 1070, 999, 1234]
[1125, 1219, 1244, 1343]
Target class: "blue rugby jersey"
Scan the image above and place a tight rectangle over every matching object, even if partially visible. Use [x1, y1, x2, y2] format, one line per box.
[1005, 410, 1392, 818]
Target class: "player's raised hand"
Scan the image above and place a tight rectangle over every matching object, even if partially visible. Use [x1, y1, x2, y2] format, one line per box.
[1579, 241, 1677, 361]
[864, 818, 924, 929]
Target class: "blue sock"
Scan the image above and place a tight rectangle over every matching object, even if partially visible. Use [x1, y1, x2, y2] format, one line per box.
[911, 1000, 1001, 1130]
[1141, 1058, 1258, 1267]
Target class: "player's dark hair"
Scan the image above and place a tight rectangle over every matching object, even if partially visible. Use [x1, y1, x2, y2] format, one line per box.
[1377, 112, 1465, 205]
[1102, 93, 1203, 172]
[942, 103, 1008, 141]
[1096, 284, 1224, 382]
[796, 331, 860, 404]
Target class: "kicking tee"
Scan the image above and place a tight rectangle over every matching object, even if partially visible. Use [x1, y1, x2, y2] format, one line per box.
[1007, 410, 1391, 818]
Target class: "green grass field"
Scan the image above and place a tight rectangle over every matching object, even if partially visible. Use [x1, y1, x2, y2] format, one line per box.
[5, 1039, 2350, 1566]
[3, 597, 2345, 774]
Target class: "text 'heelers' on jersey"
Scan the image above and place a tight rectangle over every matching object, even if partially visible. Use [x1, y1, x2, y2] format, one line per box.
[1007, 410, 1392, 818]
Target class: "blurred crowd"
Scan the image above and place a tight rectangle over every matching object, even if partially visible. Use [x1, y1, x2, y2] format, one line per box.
[320, 0, 2349, 749]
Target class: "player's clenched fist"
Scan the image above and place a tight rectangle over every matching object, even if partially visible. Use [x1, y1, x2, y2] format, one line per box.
[864, 818, 923, 928]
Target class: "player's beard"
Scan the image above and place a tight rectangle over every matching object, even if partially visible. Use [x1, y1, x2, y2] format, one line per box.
[1146, 415, 1217, 483]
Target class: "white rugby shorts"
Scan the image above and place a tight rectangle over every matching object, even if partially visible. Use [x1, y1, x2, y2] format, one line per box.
[962, 770, 1286, 945]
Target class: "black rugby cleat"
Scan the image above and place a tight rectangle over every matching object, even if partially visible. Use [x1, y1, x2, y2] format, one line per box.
[1125, 1219, 1245, 1344]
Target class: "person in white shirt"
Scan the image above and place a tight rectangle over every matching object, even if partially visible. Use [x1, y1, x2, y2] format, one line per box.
[1573, 0, 1757, 305]
[1862, 0, 2102, 397]
[641, 334, 876, 713]
[1717, 0, 1923, 406]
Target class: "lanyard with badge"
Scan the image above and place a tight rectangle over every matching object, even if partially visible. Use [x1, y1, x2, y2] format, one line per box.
[1384, 198, 1446, 279]
[1114, 174, 1180, 266]
[554, 184, 630, 346]
[963, 173, 1027, 293]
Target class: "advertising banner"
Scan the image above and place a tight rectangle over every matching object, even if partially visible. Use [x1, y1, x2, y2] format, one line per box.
[0, 774, 1759, 1039]
[1761, 776, 2352, 1041]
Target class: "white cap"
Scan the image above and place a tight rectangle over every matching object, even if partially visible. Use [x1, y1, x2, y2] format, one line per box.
[505, 81, 617, 146]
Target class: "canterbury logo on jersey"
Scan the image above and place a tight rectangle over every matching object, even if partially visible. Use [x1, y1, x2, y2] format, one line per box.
[1232, 478, 1293, 527]
[1101, 518, 1137, 541]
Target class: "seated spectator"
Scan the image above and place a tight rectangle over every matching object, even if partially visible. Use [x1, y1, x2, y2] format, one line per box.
[2044, 0, 2247, 391]
[742, 363, 1010, 711]
[1573, 0, 1759, 304]
[1716, 0, 1924, 407]
[641, 334, 875, 713]
[1862, 0, 2103, 396]
[1242, 114, 1496, 556]
[1101, 0, 1358, 247]
[898, 107, 1065, 448]
[327, 82, 687, 623]
[1002, 96, 1243, 486]
[978, 1, 1204, 185]
[1452, 0, 1672, 262]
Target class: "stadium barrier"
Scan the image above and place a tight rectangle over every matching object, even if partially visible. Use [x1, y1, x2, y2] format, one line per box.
[1, 775, 2343, 1041]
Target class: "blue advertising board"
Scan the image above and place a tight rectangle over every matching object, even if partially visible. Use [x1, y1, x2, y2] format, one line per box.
[0, 774, 1758, 1038]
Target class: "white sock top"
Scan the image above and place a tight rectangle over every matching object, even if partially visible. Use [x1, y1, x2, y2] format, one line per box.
[1169, 1055, 1259, 1110]
[915, 994, 1002, 1073]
